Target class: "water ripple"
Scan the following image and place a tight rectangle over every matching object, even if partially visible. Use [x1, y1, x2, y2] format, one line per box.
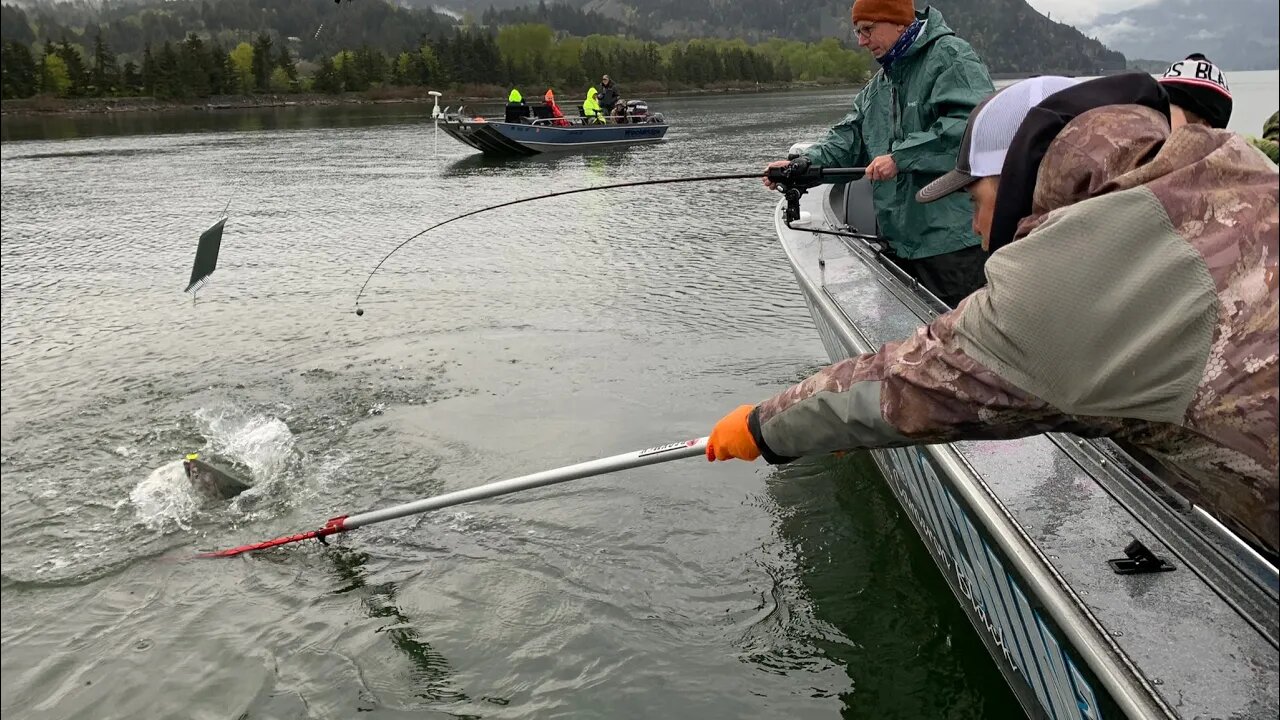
[1, 89, 1019, 720]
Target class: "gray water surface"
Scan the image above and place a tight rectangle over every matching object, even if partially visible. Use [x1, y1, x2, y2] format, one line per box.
[2, 89, 1044, 719]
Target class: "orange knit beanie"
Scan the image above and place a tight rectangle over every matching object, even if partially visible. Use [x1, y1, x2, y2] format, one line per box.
[851, 0, 915, 26]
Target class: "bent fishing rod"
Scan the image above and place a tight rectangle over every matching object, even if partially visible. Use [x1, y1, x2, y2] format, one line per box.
[203, 165, 871, 559]
[352, 162, 868, 314]
[198, 437, 709, 558]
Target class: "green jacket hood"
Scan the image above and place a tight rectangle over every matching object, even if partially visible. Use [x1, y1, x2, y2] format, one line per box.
[900, 6, 956, 62]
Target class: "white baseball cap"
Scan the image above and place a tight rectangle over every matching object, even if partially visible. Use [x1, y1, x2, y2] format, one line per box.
[917, 76, 1082, 203]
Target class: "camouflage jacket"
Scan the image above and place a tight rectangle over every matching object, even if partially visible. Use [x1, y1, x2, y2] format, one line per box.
[1248, 110, 1279, 164]
[752, 105, 1280, 554]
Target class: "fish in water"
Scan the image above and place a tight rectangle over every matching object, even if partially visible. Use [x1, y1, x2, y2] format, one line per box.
[182, 453, 252, 500]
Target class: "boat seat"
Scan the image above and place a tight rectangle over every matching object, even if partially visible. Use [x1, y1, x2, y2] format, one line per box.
[504, 102, 531, 123]
[842, 177, 879, 237]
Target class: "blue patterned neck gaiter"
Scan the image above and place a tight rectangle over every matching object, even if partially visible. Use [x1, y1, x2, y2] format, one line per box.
[878, 19, 925, 69]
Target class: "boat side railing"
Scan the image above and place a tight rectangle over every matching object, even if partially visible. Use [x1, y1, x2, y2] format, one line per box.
[526, 116, 666, 127]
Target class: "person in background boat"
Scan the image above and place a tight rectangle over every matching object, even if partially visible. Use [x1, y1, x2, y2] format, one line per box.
[543, 89, 571, 127]
[713, 78, 1280, 556]
[598, 75, 620, 116]
[1158, 54, 1232, 130]
[764, 0, 994, 308]
[582, 86, 605, 123]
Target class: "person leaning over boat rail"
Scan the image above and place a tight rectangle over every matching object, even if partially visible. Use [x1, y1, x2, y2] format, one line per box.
[714, 79, 1280, 556]
[764, 0, 994, 308]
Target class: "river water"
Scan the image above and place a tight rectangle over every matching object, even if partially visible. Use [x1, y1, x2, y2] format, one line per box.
[2, 76, 1275, 720]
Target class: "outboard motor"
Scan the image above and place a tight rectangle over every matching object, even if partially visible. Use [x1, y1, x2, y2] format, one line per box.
[626, 99, 649, 121]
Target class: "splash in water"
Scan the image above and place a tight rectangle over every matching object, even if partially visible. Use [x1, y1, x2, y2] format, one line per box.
[129, 407, 304, 528]
[197, 409, 298, 480]
[129, 460, 200, 531]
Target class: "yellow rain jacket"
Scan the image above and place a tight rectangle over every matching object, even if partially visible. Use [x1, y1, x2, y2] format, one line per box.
[583, 87, 604, 123]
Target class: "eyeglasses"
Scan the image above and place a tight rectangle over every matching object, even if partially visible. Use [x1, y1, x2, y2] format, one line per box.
[854, 22, 880, 39]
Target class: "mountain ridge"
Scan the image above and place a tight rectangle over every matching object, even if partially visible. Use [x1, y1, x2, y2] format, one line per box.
[416, 0, 1128, 73]
[1080, 0, 1277, 71]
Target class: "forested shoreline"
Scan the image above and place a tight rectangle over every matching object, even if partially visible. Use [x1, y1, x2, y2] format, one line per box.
[1, 0, 873, 111]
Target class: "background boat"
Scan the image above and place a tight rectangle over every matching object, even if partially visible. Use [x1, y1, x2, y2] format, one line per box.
[438, 98, 669, 156]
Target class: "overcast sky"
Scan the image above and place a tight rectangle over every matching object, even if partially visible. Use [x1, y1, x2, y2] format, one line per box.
[1022, 0, 1159, 25]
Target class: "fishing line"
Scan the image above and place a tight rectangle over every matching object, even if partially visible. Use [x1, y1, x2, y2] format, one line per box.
[218, 187, 238, 219]
[352, 171, 764, 314]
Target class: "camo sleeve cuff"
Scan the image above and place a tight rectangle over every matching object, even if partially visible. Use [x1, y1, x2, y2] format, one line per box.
[749, 405, 795, 465]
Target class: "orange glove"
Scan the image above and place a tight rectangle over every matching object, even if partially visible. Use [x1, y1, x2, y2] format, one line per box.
[706, 404, 761, 462]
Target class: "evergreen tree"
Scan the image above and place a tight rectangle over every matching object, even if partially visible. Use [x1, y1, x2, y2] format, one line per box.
[275, 43, 297, 86]
[55, 37, 86, 96]
[250, 32, 273, 90]
[208, 41, 230, 94]
[90, 31, 118, 96]
[155, 40, 178, 98]
[179, 33, 211, 97]
[140, 42, 155, 96]
[121, 59, 141, 94]
[1, 40, 39, 99]
[311, 55, 341, 94]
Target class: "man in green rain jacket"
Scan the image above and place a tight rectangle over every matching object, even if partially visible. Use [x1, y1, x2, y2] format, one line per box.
[767, 1, 993, 307]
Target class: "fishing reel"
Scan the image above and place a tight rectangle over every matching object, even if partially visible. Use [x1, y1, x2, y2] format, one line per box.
[768, 157, 822, 224]
[768, 157, 865, 223]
